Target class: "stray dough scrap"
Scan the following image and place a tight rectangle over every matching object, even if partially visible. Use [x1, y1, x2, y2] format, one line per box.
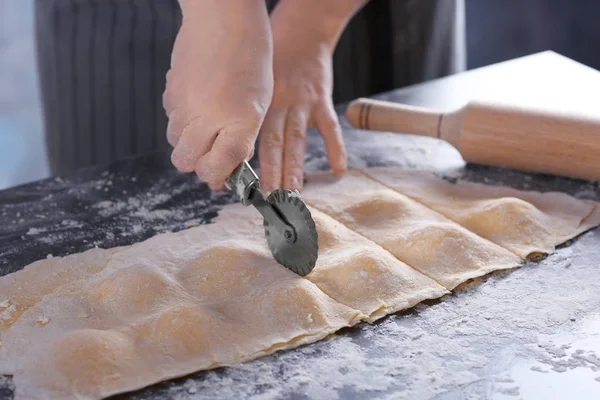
[302, 170, 523, 290]
[362, 167, 600, 258]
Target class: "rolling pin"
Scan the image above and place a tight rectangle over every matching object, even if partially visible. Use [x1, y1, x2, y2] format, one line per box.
[346, 97, 600, 182]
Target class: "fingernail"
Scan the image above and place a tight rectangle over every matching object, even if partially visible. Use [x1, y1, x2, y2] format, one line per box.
[291, 176, 301, 190]
[333, 153, 348, 174]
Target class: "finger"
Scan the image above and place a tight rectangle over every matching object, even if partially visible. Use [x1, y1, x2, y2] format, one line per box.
[258, 109, 286, 194]
[165, 107, 189, 147]
[162, 67, 189, 120]
[170, 117, 216, 172]
[195, 126, 256, 190]
[313, 100, 347, 174]
[282, 107, 309, 191]
[162, 70, 177, 116]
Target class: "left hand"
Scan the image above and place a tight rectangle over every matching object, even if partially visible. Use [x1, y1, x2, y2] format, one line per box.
[258, 2, 349, 194]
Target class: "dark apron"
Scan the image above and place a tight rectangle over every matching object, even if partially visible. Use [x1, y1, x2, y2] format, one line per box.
[34, 0, 465, 176]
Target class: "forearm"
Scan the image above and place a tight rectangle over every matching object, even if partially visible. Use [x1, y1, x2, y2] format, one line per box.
[178, 0, 270, 35]
[272, 0, 370, 50]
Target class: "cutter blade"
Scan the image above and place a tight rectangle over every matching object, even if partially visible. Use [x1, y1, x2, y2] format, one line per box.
[264, 189, 319, 276]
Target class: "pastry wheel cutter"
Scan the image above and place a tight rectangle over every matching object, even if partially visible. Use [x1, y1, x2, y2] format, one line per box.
[225, 161, 319, 276]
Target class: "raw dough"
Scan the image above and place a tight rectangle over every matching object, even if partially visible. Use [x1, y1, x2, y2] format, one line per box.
[361, 168, 600, 258]
[1, 167, 599, 399]
[302, 170, 523, 289]
[304, 210, 447, 321]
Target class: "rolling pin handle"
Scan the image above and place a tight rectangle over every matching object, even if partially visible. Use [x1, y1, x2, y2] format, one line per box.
[346, 97, 444, 139]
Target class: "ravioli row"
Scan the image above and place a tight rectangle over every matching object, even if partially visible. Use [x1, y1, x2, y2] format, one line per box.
[1, 167, 598, 399]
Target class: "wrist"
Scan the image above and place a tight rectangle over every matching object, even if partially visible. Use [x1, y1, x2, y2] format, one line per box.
[179, 0, 269, 26]
[179, 0, 266, 13]
[272, 0, 368, 51]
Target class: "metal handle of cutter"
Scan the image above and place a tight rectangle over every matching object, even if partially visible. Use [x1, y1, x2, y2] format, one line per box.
[225, 161, 297, 244]
[225, 160, 260, 206]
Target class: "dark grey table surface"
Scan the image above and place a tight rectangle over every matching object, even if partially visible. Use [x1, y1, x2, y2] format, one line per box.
[1, 51, 600, 400]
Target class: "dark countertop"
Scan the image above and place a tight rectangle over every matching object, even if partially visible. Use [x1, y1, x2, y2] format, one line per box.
[1, 51, 600, 400]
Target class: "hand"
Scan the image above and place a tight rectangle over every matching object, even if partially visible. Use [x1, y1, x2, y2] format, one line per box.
[164, 0, 273, 190]
[258, 0, 369, 194]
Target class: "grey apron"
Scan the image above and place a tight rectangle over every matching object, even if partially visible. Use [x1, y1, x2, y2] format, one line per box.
[34, 0, 465, 176]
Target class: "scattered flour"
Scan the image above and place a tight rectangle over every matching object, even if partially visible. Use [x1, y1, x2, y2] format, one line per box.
[26, 227, 47, 235]
[498, 386, 520, 396]
[184, 220, 201, 228]
[91, 188, 217, 232]
[184, 379, 198, 394]
[11, 178, 225, 253]
[61, 220, 84, 228]
[530, 365, 548, 373]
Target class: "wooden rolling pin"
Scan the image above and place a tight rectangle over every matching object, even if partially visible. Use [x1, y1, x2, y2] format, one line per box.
[346, 97, 600, 181]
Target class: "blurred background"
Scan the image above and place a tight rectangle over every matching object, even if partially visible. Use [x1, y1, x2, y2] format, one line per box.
[1, 0, 599, 190]
[0, 0, 45, 190]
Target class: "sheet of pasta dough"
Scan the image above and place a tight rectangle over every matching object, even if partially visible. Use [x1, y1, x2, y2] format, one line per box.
[1, 167, 599, 399]
[361, 168, 600, 258]
[0, 201, 446, 399]
[301, 170, 523, 290]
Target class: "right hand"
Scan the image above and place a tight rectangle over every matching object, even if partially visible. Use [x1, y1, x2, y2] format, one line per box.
[164, 0, 274, 190]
